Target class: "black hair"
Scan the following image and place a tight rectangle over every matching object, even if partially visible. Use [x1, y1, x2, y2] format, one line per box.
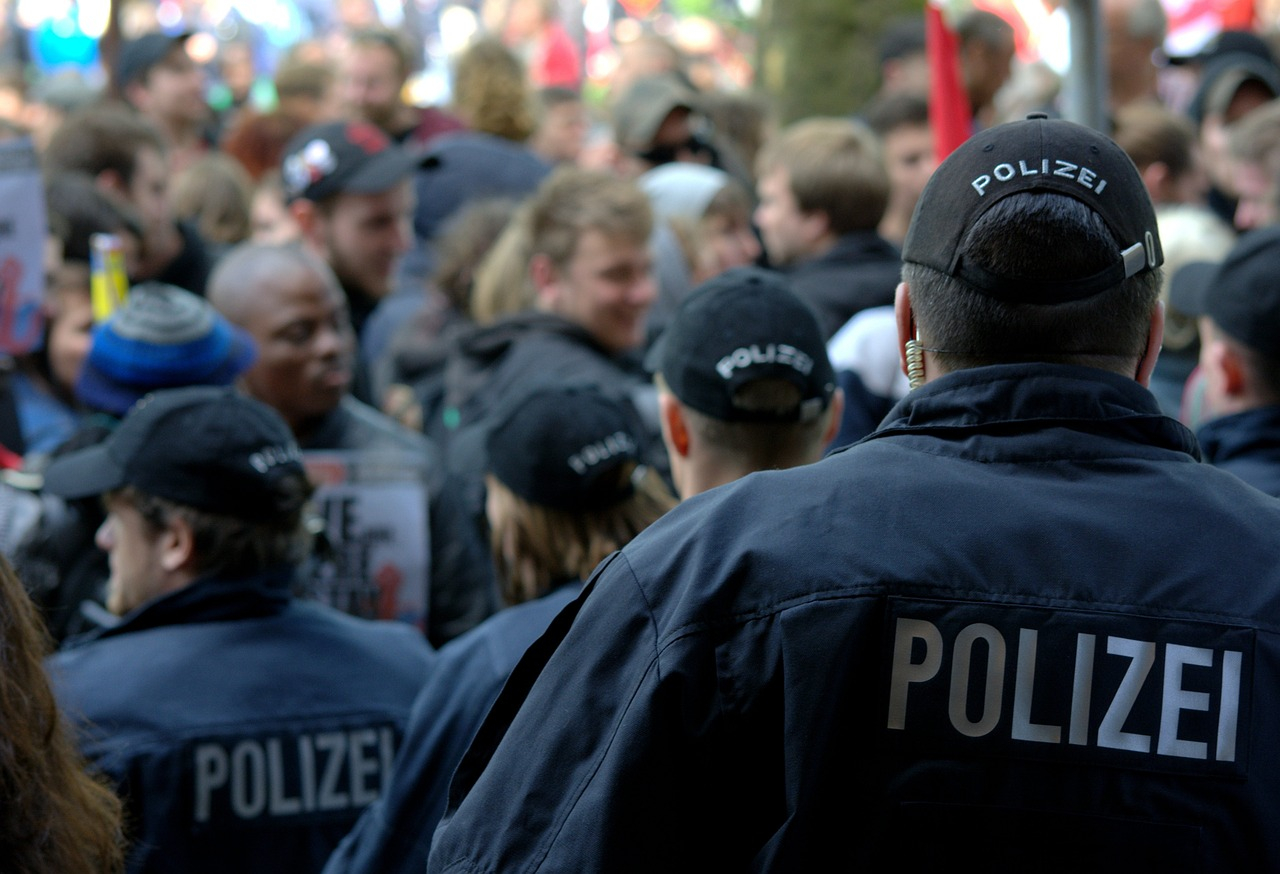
[906, 192, 1161, 373]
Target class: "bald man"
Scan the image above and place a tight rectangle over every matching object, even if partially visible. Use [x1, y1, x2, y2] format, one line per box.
[208, 243, 498, 647]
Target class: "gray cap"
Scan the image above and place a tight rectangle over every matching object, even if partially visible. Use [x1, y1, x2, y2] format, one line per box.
[613, 74, 697, 153]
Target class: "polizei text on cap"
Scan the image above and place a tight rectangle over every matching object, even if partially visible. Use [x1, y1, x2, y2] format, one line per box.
[971, 159, 1108, 197]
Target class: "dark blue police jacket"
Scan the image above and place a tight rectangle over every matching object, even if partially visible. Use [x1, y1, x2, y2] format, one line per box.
[48, 568, 434, 874]
[429, 364, 1280, 873]
[1197, 404, 1280, 498]
[324, 583, 582, 874]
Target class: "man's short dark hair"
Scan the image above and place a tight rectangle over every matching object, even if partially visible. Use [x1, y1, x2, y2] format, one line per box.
[863, 92, 930, 138]
[1229, 335, 1280, 402]
[45, 173, 137, 263]
[348, 27, 415, 81]
[43, 104, 167, 186]
[120, 475, 314, 580]
[674, 377, 830, 470]
[907, 192, 1161, 373]
[957, 9, 1015, 50]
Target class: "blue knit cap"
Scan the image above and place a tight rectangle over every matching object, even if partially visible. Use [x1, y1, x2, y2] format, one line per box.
[75, 282, 258, 416]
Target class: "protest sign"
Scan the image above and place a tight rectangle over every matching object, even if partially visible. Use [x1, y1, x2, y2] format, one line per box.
[302, 449, 430, 630]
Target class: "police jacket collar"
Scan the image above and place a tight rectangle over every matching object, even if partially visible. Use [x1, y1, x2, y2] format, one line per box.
[1198, 405, 1280, 463]
[68, 566, 294, 646]
[1196, 404, 1280, 497]
[857, 363, 1201, 462]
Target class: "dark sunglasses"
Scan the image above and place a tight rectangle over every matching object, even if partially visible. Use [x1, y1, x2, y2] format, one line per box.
[635, 132, 714, 166]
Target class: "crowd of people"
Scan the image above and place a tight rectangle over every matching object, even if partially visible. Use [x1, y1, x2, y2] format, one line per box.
[6, 1, 1280, 871]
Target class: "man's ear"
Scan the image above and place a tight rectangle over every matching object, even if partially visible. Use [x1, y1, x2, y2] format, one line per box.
[158, 514, 196, 575]
[530, 253, 558, 308]
[658, 391, 690, 458]
[1135, 300, 1165, 388]
[1140, 161, 1172, 203]
[1205, 336, 1248, 398]
[95, 168, 128, 199]
[123, 80, 150, 113]
[894, 282, 914, 377]
[820, 387, 845, 452]
[290, 199, 323, 247]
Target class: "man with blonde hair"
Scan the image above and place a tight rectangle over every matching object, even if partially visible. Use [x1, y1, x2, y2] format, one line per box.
[421, 168, 667, 569]
[754, 116, 901, 339]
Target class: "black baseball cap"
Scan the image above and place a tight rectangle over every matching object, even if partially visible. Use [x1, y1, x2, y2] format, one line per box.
[486, 383, 643, 511]
[902, 113, 1163, 304]
[281, 120, 430, 203]
[43, 386, 306, 522]
[645, 267, 835, 423]
[1168, 226, 1280, 360]
[1168, 28, 1277, 66]
[116, 31, 193, 91]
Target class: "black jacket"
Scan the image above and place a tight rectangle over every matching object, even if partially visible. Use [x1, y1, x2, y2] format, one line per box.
[788, 231, 902, 340]
[432, 364, 1280, 872]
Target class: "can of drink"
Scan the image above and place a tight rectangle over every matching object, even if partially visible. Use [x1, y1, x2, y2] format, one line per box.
[89, 232, 128, 322]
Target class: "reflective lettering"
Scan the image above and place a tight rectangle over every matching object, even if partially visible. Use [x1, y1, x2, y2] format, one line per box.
[1218, 651, 1242, 762]
[194, 744, 229, 824]
[1098, 637, 1155, 753]
[887, 618, 942, 730]
[349, 729, 380, 806]
[1018, 160, 1039, 176]
[230, 741, 267, 819]
[189, 728, 398, 824]
[1069, 633, 1095, 745]
[994, 163, 1016, 181]
[1012, 628, 1061, 743]
[1078, 166, 1097, 189]
[379, 729, 395, 791]
[298, 734, 316, 813]
[1053, 160, 1078, 179]
[884, 615, 1245, 769]
[971, 174, 992, 196]
[316, 732, 350, 811]
[267, 738, 302, 815]
[949, 623, 1005, 737]
[1159, 644, 1213, 759]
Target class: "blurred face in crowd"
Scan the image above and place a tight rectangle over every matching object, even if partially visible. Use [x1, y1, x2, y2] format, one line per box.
[45, 274, 94, 395]
[536, 229, 656, 354]
[531, 100, 588, 165]
[128, 44, 208, 127]
[1232, 159, 1277, 231]
[128, 146, 175, 243]
[310, 180, 413, 300]
[754, 167, 827, 267]
[962, 33, 1014, 113]
[882, 123, 936, 222]
[695, 208, 760, 283]
[97, 492, 167, 615]
[235, 264, 355, 431]
[251, 184, 301, 245]
[341, 41, 405, 132]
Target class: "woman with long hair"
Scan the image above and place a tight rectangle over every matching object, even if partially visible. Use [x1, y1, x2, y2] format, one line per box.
[322, 382, 675, 874]
[0, 554, 125, 873]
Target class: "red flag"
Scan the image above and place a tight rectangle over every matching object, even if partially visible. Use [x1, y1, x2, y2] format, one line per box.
[927, 3, 971, 161]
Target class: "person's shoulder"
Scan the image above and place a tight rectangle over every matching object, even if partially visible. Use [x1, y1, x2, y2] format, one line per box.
[321, 396, 439, 456]
[611, 460, 858, 607]
[289, 596, 430, 640]
[443, 583, 582, 669]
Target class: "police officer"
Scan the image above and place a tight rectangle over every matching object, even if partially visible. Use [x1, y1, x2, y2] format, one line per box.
[44, 387, 432, 874]
[647, 266, 843, 498]
[428, 115, 1280, 870]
